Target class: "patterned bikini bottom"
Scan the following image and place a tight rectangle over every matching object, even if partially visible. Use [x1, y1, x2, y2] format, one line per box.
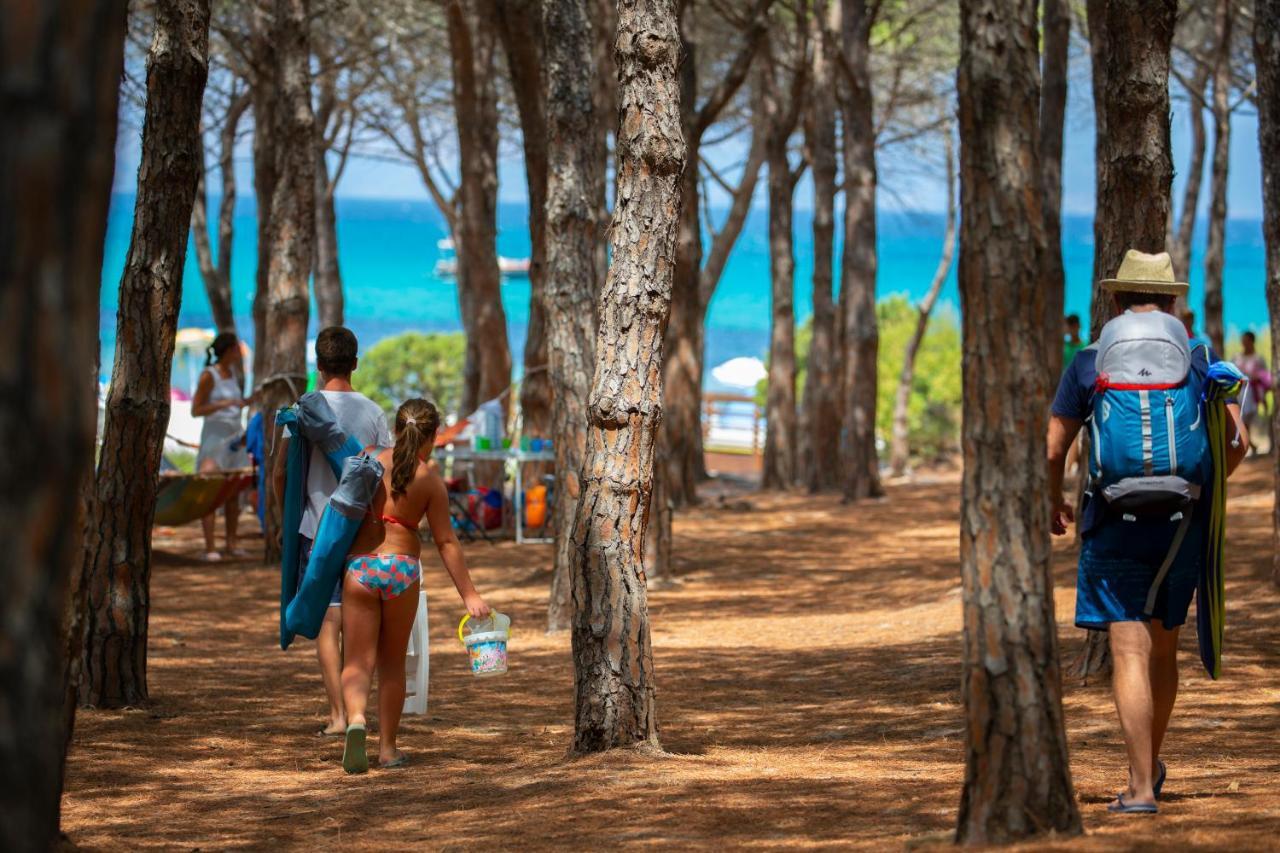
[345, 554, 421, 601]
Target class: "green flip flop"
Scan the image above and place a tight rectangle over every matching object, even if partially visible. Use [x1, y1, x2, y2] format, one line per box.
[342, 724, 369, 774]
[380, 751, 408, 769]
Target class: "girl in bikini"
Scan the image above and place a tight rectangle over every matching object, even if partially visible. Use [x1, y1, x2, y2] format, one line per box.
[339, 398, 490, 773]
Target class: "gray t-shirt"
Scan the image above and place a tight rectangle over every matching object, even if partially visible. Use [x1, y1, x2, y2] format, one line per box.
[296, 390, 392, 539]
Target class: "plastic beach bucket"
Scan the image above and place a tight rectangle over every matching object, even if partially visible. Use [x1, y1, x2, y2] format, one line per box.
[458, 612, 511, 677]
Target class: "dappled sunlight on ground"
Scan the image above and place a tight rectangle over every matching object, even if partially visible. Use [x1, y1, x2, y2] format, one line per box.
[63, 458, 1279, 849]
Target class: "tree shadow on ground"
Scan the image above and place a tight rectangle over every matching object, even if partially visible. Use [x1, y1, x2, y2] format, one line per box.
[62, 459, 1280, 849]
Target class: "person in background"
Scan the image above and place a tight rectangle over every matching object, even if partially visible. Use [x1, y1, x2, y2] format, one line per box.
[191, 332, 250, 561]
[339, 398, 490, 773]
[244, 410, 266, 528]
[273, 327, 392, 737]
[1063, 313, 1085, 367]
[1233, 331, 1271, 455]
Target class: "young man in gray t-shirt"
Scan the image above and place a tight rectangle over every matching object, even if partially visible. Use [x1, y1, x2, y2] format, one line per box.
[273, 326, 391, 735]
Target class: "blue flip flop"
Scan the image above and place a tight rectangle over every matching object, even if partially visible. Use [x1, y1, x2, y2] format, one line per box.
[1108, 794, 1158, 815]
[1154, 760, 1167, 799]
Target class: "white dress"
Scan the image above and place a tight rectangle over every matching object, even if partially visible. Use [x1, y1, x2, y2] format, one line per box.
[196, 368, 251, 470]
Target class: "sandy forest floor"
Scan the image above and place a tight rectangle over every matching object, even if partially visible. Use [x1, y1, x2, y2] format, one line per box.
[63, 459, 1280, 850]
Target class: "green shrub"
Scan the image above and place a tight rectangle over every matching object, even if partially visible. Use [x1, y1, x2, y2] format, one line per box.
[353, 331, 466, 415]
[875, 294, 962, 461]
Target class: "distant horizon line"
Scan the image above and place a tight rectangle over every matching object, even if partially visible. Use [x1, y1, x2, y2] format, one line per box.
[107, 190, 1267, 225]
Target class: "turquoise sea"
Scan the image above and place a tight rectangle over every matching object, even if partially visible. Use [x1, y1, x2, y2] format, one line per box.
[100, 194, 1270, 390]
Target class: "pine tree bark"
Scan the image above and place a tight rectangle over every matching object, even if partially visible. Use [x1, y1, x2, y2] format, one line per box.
[837, 0, 883, 501]
[801, 0, 841, 492]
[258, 0, 317, 561]
[1086, 0, 1176, 338]
[955, 0, 1082, 841]
[1040, 0, 1069, 379]
[1169, 63, 1211, 282]
[761, 31, 804, 491]
[1202, 0, 1233, 357]
[79, 0, 210, 709]
[569, 0, 684, 752]
[192, 90, 249, 334]
[1256, 0, 1280, 588]
[543, 0, 602, 632]
[889, 136, 955, 478]
[0, 1, 128, 846]
[496, 0, 552, 445]
[450, 0, 512, 417]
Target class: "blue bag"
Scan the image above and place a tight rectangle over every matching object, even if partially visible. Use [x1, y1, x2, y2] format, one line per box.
[1087, 311, 1211, 517]
[277, 392, 372, 649]
[1086, 311, 1214, 622]
[285, 453, 384, 641]
[275, 407, 311, 650]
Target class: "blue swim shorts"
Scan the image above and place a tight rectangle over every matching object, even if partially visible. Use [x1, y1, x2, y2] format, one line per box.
[1074, 510, 1205, 630]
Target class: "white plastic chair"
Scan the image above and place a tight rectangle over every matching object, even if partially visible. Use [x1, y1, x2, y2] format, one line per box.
[403, 589, 429, 715]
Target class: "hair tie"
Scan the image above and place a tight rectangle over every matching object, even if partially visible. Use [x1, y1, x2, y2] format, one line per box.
[405, 417, 417, 426]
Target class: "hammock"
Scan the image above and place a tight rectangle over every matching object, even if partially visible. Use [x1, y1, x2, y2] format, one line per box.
[153, 469, 252, 527]
[1197, 360, 1246, 679]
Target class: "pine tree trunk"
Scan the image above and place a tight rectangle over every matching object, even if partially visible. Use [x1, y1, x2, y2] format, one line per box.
[250, 34, 278, 391]
[450, 0, 513, 417]
[1086, 0, 1176, 337]
[0, 1, 128, 846]
[1169, 63, 1211, 282]
[313, 139, 344, 329]
[1079, 0, 1176, 675]
[955, 0, 1082, 841]
[663, 0, 708, 507]
[496, 0, 553, 446]
[1040, 0, 1069, 380]
[569, 0, 684, 752]
[889, 137, 955, 478]
[79, 0, 210, 710]
[591, 0, 617, 287]
[838, 0, 883, 501]
[543, 0, 602, 632]
[258, 0, 317, 561]
[1256, 0, 1280, 588]
[801, 0, 841, 493]
[660, 0, 769, 508]
[191, 91, 248, 334]
[761, 45, 800, 491]
[1203, 0, 1233, 357]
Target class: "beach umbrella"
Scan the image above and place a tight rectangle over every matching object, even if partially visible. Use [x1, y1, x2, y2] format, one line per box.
[711, 356, 767, 389]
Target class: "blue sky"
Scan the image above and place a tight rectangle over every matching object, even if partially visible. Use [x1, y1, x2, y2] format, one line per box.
[113, 58, 1264, 221]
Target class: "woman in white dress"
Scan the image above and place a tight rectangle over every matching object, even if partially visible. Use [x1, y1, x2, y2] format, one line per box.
[191, 332, 251, 560]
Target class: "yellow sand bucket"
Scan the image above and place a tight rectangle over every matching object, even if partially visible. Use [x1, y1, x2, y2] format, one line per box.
[457, 612, 511, 677]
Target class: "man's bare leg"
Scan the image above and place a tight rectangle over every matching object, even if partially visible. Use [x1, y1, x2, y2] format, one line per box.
[1148, 619, 1180, 770]
[317, 606, 346, 734]
[1110, 621, 1157, 806]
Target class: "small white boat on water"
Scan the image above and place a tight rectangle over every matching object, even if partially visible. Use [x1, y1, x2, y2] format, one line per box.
[433, 237, 531, 279]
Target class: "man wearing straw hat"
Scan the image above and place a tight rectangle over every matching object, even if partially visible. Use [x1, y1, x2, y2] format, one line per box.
[1046, 250, 1248, 815]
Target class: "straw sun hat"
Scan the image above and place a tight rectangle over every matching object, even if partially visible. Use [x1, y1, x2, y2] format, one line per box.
[1099, 249, 1189, 297]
